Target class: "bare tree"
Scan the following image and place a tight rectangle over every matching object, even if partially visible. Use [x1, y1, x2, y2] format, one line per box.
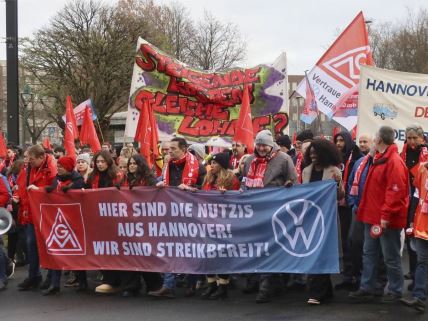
[21, 0, 137, 137]
[186, 11, 246, 71]
[370, 8, 428, 73]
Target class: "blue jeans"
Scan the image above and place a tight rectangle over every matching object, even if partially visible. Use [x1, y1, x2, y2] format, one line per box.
[360, 224, 403, 296]
[0, 246, 7, 282]
[25, 224, 41, 279]
[413, 238, 428, 300]
[163, 273, 176, 289]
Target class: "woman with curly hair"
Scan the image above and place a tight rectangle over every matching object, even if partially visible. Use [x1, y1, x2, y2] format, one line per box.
[200, 152, 239, 300]
[117, 154, 162, 297]
[122, 154, 156, 188]
[302, 139, 345, 305]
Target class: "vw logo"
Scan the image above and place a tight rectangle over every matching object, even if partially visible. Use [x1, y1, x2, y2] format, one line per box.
[272, 199, 325, 257]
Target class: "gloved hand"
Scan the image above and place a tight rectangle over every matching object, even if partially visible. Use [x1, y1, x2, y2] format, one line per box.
[45, 186, 55, 193]
[61, 185, 72, 193]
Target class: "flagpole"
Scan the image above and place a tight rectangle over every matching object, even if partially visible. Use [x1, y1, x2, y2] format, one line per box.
[95, 119, 105, 143]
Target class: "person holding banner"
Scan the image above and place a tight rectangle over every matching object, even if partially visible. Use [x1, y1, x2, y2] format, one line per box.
[350, 126, 409, 303]
[200, 152, 239, 300]
[75, 153, 92, 183]
[301, 139, 344, 305]
[231, 142, 247, 170]
[119, 154, 162, 297]
[41, 156, 85, 295]
[333, 131, 363, 291]
[400, 125, 428, 290]
[149, 137, 206, 299]
[241, 130, 297, 303]
[18, 145, 57, 291]
[86, 150, 123, 294]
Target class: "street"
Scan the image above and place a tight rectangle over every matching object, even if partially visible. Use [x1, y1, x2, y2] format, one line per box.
[0, 264, 425, 321]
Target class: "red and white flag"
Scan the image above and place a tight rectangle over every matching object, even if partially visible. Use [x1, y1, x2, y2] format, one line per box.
[296, 11, 372, 130]
[135, 100, 154, 167]
[233, 85, 254, 154]
[300, 74, 319, 124]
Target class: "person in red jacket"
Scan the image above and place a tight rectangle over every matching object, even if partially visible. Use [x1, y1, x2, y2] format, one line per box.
[17, 145, 57, 291]
[349, 126, 409, 303]
[0, 174, 10, 207]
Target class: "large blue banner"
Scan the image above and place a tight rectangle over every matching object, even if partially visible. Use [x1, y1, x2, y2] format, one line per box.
[29, 180, 339, 274]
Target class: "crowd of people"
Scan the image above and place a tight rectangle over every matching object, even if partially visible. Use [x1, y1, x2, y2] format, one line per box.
[0, 125, 427, 313]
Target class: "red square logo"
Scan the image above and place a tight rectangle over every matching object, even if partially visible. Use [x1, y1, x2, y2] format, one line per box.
[39, 203, 86, 255]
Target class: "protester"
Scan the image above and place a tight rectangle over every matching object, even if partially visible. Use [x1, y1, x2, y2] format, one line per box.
[294, 130, 314, 181]
[118, 154, 162, 297]
[0, 146, 16, 175]
[231, 142, 246, 170]
[241, 129, 297, 303]
[86, 150, 123, 294]
[400, 124, 428, 289]
[200, 152, 239, 300]
[301, 139, 344, 305]
[358, 134, 372, 155]
[118, 157, 129, 175]
[76, 153, 92, 183]
[42, 156, 85, 295]
[333, 130, 364, 290]
[400, 161, 428, 312]
[349, 126, 409, 303]
[18, 145, 57, 291]
[6, 159, 26, 265]
[276, 135, 296, 159]
[53, 146, 65, 160]
[149, 137, 206, 298]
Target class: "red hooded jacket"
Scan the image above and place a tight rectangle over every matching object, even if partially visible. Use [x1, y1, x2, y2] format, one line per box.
[357, 144, 409, 229]
[19, 154, 57, 224]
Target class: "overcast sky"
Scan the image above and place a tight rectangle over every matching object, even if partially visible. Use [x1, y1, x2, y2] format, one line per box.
[0, 0, 426, 74]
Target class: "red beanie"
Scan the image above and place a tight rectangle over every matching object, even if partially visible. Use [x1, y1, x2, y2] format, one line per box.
[57, 156, 75, 172]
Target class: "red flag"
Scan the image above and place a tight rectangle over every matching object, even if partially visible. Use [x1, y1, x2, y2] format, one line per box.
[351, 126, 357, 140]
[66, 96, 79, 139]
[0, 132, 7, 158]
[300, 74, 319, 124]
[80, 106, 101, 153]
[135, 100, 153, 167]
[42, 137, 52, 150]
[64, 96, 78, 157]
[233, 85, 254, 154]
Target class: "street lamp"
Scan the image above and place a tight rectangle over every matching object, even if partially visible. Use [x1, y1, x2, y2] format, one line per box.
[20, 84, 33, 144]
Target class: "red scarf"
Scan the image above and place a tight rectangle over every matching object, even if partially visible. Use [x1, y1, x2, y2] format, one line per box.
[342, 152, 354, 192]
[401, 144, 428, 167]
[57, 178, 72, 191]
[245, 151, 277, 188]
[295, 152, 303, 184]
[91, 172, 123, 189]
[349, 155, 370, 196]
[0, 159, 5, 173]
[230, 155, 243, 170]
[164, 152, 199, 186]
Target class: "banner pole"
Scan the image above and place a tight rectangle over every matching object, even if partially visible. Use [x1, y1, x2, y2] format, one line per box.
[96, 119, 105, 143]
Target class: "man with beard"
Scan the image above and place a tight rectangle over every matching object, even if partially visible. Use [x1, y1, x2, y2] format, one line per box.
[231, 142, 246, 170]
[334, 131, 364, 290]
[241, 130, 297, 303]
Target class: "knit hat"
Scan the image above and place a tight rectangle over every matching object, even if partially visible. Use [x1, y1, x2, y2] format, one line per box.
[296, 130, 314, 142]
[57, 156, 75, 172]
[188, 143, 206, 159]
[254, 130, 275, 147]
[276, 135, 292, 149]
[76, 153, 91, 165]
[211, 152, 230, 170]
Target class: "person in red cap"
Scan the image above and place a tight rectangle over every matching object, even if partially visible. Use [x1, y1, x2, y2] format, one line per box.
[41, 156, 85, 295]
